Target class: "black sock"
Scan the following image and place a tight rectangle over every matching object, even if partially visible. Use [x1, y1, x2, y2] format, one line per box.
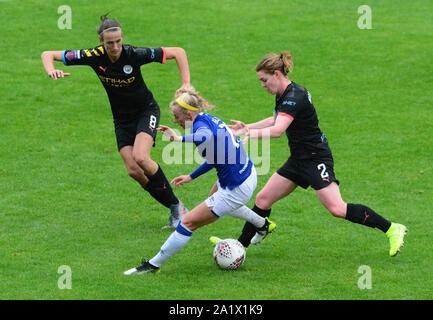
[144, 165, 179, 209]
[238, 205, 271, 248]
[345, 203, 391, 233]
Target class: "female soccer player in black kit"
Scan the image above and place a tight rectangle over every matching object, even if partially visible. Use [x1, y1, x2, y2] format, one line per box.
[222, 51, 407, 257]
[41, 16, 190, 228]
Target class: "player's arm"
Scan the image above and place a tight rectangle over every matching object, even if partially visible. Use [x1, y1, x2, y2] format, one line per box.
[157, 125, 182, 142]
[246, 115, 277, 129]
[41, 51, 71, 80]
[171, 161, 214, 188]
[229, 114, 276, 137]
[248, 114, 292, 139]
[163, 47, 191, 94]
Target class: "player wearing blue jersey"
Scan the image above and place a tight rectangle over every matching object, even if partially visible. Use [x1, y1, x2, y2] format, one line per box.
[41, 15, 190, 228]
[124, 86, 276, 274]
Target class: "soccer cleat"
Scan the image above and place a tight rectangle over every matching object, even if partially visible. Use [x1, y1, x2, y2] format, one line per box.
[250, 217, 277, 245]
[124, 259, 160, 275]
[386, 223, 408, 257]
[209, 236, 223, 246]
[162, 201, 189, 229]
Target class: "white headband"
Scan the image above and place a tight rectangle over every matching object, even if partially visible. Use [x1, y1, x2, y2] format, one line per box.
[99, 26, 121, 36]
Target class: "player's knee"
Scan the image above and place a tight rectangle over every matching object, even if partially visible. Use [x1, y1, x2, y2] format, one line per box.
[181, 217, 198, 232]
[326, 203, 346, 218]
[126, 167, 142, 181]
[132, 154, 153, 173]
[255, 191, 273, 210]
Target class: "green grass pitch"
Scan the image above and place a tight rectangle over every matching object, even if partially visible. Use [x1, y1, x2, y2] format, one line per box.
[0, 0, 432, 300]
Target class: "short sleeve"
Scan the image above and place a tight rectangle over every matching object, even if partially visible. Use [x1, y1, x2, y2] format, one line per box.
[275, 94, 306, 121]
[129, 47, 165, 66]
[62, 46, 105, 66]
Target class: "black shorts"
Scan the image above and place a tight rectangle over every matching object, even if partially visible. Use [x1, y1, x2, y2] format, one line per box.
[276, 157, 339, 190]
[113, 103, 160, 151]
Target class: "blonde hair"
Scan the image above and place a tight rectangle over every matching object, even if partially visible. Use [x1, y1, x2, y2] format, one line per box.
[170, 85, 215, 114]
[255, 51, 294, 76]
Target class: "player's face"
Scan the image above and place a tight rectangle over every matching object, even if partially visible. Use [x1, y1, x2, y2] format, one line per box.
[100, 30, 123, 61]
[172, 105, 192, 129]
[257, 70, 280, 95]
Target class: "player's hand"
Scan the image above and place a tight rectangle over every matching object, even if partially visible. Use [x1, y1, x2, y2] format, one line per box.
[241, 131, 250, 144]
[47, 69, 71, 80]
[228, 120, 248, 136]
[175, 83, 189, 96]
[157, 125, 182, 142]
[171, 175, 192, 188]
[229, 120, 249, 143]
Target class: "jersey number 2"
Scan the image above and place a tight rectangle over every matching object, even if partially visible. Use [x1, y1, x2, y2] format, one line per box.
[317, 163, 329, 179]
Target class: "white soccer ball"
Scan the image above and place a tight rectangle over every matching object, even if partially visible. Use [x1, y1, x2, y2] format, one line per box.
[213, 239, 246, 270]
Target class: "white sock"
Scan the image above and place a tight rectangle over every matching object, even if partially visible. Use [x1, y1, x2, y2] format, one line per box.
[229, 206, 265, 228]
[149, 222, 193, 267]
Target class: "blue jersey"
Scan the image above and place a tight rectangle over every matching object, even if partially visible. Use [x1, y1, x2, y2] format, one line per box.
[182, 113, 253, 190]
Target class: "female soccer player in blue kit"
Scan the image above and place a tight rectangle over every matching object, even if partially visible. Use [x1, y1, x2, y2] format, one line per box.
[41, 15, 190, 228]
[223, 51, 407, 257]
[124, 86, 276, 274]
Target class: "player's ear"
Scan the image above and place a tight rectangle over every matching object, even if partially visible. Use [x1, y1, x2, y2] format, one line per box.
[274, 70, 282, 78]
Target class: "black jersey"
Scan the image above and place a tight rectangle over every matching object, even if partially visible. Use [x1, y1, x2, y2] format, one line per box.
[275, 82, 332, 159]
[62, 45, 165, 119]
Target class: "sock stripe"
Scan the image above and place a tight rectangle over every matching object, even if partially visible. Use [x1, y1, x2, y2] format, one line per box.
[176, 222, 193, 237]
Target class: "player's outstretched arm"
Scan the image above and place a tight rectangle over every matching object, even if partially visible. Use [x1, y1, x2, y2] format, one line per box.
[41, 51, 71, 80]
[230, 116, 276, 131]
[248, 114, 292, 140]
[158, 125, 182, 142]
[163, 47, 190, 94]
[171, 175, 192, 188]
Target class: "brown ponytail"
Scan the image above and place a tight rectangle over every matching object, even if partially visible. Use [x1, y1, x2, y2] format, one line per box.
[256, 51, 294, 76]
[97, 13, 122, 39]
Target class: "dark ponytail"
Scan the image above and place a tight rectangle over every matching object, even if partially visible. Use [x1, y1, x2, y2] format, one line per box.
[97, 13, 121, 39]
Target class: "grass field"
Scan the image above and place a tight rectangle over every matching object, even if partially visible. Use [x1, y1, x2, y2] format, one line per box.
[1, 0, 432, 301]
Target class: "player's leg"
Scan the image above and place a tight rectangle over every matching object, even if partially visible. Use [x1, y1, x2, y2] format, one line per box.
[214, 168, 278, 245]
[149, 202, 218, 267]
[133, 131, 188, 228]
[255, 173, 298, 209]
[237, 172, 297, 247]
[124, 202, 218, 275]
[316, 181, 392, 229]
[316, 182, 407, 257]
[313, 159, 392, 228]
[114, 114, 186, 226]
[132, 131, 158, 176]
[315, 182, 347, 218]
[119, 145, 149, 188]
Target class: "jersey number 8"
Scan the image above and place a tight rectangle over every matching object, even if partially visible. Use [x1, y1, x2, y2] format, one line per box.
[149, 115, 157, 129]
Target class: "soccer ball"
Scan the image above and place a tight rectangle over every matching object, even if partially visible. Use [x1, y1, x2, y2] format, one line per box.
[213, 239, 246, 270]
